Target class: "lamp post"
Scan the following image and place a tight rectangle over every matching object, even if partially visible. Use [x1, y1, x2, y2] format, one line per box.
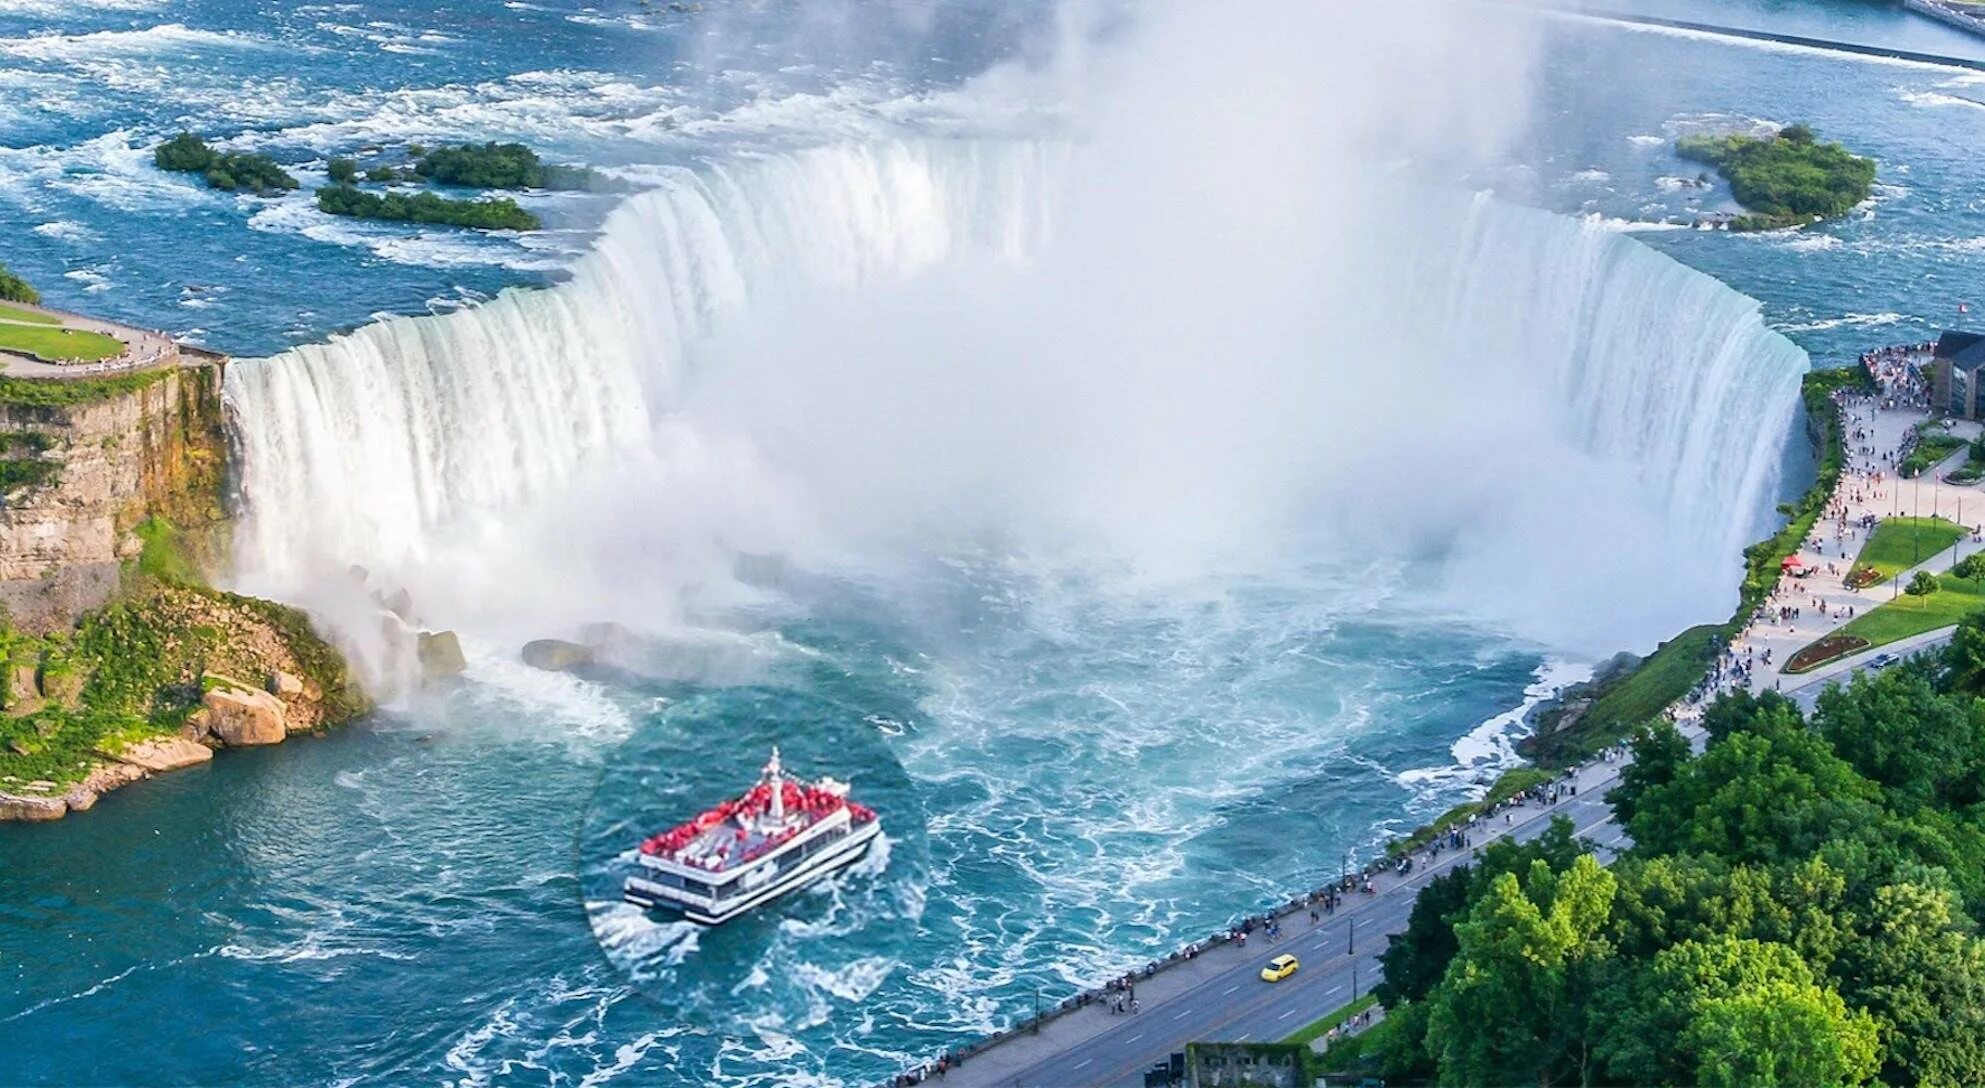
[1347, 915, 1356, 956]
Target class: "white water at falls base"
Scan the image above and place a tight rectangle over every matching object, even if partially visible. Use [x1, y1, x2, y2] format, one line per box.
[223, 138, 1806, 663]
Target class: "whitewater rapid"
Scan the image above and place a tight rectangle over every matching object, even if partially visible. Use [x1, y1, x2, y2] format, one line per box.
[224, 138, 1804, 655]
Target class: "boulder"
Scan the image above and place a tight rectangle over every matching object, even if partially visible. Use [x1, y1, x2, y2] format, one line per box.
[202, 684, 288, 746]
[0, 792, 65, 821]
[418, 630, 467, 679]
[382, 588, 415, 623]
[269, 670, 305, 697]
[521, 639, 594, 672]
[116, 735, 213, 773]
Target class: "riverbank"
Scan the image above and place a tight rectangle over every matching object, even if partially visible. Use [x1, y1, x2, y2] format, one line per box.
[0, 295, 374, 821]
[1518, 363, 1868, 764]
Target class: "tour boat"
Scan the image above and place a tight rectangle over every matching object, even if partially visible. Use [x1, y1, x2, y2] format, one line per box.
[623, 748, 882, 925]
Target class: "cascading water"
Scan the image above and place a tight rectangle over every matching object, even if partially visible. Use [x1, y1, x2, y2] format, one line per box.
[226, 137, 1803, 660]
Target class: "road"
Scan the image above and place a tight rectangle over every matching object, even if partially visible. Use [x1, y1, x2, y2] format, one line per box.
[944, 758, 1630, 1088]
[942, 646, 1907, 1088]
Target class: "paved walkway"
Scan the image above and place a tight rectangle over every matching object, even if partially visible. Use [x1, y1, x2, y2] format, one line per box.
[1704, 362, 1985, 704]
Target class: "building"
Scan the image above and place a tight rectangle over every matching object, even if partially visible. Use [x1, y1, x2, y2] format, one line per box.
[1933, 330, 1985, 419]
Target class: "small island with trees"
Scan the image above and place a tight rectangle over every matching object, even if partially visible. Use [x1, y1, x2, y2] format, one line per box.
[1677, 122, 1876, 232]
[151, 134, 626, 233]
[153, 133, 299, 196]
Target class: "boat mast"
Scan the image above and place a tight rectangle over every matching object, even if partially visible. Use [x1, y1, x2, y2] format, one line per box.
[766, 746, 785, 824]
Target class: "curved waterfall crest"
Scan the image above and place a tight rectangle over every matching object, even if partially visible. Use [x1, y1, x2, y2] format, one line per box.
[225, 138, 1804, 653]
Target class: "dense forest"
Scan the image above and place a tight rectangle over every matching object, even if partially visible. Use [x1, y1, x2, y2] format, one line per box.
[1330, 617, 1985, 1086]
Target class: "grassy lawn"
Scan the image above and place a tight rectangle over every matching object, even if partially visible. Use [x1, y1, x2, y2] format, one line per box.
[1285, 994, 1379, 1047]
[1901, 430, 1967, 478]
[0, 323, 122, 363]
[1805, 571, 1985, 657]
[0, 303, 59, 326]
[1848, 516, 1965, 586]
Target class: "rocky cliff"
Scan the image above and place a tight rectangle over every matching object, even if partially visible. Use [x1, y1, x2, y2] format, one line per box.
[0, 362, 225, 632]
[0, 358, 369, 821]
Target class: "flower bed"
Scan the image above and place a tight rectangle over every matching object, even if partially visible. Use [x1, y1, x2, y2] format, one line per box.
[1785, 633, 1871, 674]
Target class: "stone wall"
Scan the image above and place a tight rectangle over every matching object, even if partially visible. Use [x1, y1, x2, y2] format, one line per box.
[0, 364, 227, 632]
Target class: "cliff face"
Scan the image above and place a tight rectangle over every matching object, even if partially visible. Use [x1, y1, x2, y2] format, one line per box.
[0, 364, 226, 631]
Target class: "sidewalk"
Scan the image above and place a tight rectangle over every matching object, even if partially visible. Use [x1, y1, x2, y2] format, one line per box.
[934, 756, 1630, 1088]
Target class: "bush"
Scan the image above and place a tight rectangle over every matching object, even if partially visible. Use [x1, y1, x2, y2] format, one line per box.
[413, 141, 610, 191]
[327, 157, 358, 184]
[315, 183, 540, 231]
[0, 264, 38, 305]
[153, 132, 298, 195]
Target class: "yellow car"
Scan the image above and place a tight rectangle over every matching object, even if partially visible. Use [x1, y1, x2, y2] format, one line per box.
[1260, 954, 1299, 983]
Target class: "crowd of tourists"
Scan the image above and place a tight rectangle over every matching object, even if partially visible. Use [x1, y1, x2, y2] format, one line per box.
[1860, 342, 1933, 410]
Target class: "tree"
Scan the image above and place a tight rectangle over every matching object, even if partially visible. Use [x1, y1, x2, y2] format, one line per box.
[1957, 552, 1985, 593]
[1424, 856, 1617, 1087]
[1610, 719, 1691, 827]
[1689, 978, 1880, 1087]
[1598, 936, 1853, 1086]
[327, 157, 358, 184]
[1626, 721, 1880, 865]
[1829, 882, 1985, 1086]
[1908, 570, 1940, 606]
[1815, 664, 1984, 810]
[1944, 612, 1985, 693]
[1377, 817, 1585, 1009]
[0, 263, 38, 305]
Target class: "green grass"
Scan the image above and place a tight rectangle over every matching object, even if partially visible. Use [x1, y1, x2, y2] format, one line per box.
[0, 303, 59, 326]
[1848, 516, 1965, 586]
[1813, 571, 1985, 654]
[0, 323, 122, 363]
[1387, 766, 1556, 857]
[0, 368, 172, 408]
[1901, 430, 1968, 478]
[1285, 994, 1379, 1047]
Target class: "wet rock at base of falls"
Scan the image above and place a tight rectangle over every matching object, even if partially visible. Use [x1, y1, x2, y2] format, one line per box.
[199, 679, 290, 746]
[521, 639, 594, 672]
[418, 631, 467, 680]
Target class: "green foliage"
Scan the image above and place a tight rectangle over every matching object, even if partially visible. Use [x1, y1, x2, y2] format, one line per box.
[1909, 569, 1942, 599]
[327, 156, 358, 184]
[1282, 994, 1377, 1046]
[413, 140, 610, 191]
[132, 515, 198, 586]
[0, 582, 366, 791]
[0, 367, 171, 408]
[1901, 429, 1968, 478]
[1678, 123, 1875, 230]
[1379, 663, 1985, 1087]
[0, 263, 38, 305]
[315, 182, 540, 231]
[152, 132, 298, 195]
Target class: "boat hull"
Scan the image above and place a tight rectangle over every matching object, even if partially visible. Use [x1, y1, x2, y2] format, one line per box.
[625, 820, 881, 925]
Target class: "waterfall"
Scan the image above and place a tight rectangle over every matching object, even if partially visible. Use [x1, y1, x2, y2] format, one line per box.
[224, 138, 1805, 654]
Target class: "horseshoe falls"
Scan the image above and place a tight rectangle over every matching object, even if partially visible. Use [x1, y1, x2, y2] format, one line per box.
[225, 139, 1804, 660]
